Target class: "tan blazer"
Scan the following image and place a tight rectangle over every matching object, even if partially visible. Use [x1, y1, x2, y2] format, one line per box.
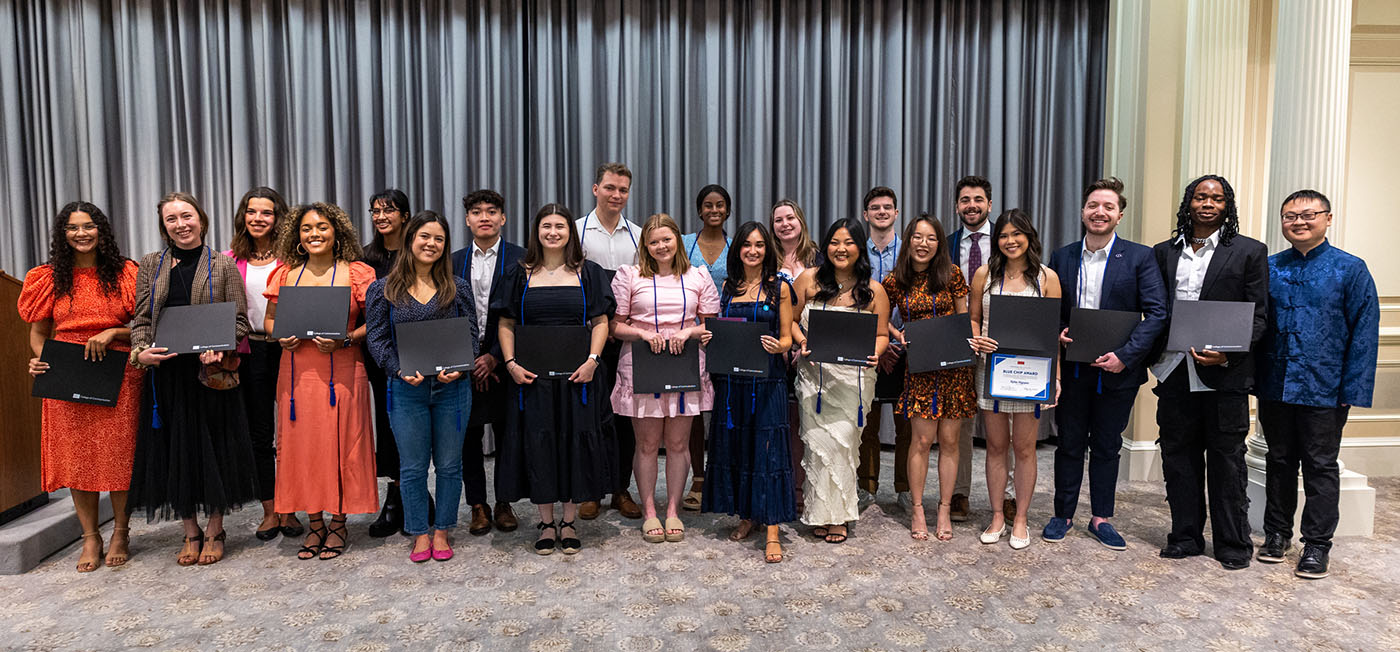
[130, 245, 250, 349]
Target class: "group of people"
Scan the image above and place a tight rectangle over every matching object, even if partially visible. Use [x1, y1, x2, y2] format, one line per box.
[21, 164, 1378, 581]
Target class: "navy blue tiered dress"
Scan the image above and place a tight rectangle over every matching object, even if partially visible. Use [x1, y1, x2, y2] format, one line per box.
[701, 281, 797, 524]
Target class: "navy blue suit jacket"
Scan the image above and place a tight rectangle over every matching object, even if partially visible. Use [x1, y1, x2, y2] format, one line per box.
[1048, 236, 1168, 390]
[451, 239, 526, 363]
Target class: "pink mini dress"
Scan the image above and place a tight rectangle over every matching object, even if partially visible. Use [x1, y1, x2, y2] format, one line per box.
[610, 264, 721, 418]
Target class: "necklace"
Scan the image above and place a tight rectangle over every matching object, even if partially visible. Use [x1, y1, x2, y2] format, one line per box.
[1190, 236, 1209, 246]
[250, 249, 275, 262]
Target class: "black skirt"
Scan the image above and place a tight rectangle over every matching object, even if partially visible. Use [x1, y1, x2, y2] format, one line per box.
[494, 372, 616, 505]
[127, 355, 259, 521]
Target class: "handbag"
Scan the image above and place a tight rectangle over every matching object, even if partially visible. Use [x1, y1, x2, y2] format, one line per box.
[199, 354, 242, 390]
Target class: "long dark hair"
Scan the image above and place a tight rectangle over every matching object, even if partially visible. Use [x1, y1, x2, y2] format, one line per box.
[813, 218, 874, 310]
[1174, 174, 1239, 246]
[987, 209, 1043, 295]
[383, 211, 457, 312]
[892, 213, 952, 298]
[48, 201, 126, 298]
[522, 203, 584, 271]
[723, 221, 781, 302]
[363, 188, 411, 269]
[230, 186, 289, 260]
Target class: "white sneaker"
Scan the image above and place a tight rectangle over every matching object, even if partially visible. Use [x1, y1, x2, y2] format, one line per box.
[896, 491, 914, 514]
[857, 489, 876, 511]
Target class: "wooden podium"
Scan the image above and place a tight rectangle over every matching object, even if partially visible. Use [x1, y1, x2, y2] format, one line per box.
[0, 271, 46, 525]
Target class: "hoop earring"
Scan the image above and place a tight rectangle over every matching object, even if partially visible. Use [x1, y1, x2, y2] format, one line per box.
[296, 243, 308, 256]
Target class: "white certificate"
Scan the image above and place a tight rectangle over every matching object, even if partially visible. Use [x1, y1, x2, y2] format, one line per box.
[987, 353, 1053, 401]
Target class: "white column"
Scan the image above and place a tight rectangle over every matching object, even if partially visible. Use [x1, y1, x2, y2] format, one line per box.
[1178, 0, 1252, 186]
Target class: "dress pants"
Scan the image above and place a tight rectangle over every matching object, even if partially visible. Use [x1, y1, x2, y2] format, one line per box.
[1052, 368, 1136, 519]
[602, 339, 635, 492]
[1154, 368, 1253, 562]
[242, 339, 282, 502]
[857, 403, 911, 494]
[464, 377, 509, 506]
[1258, 400, 1349, 550]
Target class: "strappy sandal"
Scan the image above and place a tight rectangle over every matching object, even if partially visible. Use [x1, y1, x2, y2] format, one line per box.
[812, 526, 828, 539]
[534, 521, 558, 555]
[765, 536, 784, 563]
[663, 517, 685, 543]
[641, 517, 665, 544]
[319, 518, 348, 560]
[558, 520, 581, 555]
[729, 519, 756, 542]
[106, 527, 131, 567]
[824, 525, 848, 544]
[76, 532, 103, 572]
[177, 529, 203, 567]
[910, 503, 930, 541]
[198, 529, 226, 565]
[935, 501, 954, 542]
[298, 521, 327, 560]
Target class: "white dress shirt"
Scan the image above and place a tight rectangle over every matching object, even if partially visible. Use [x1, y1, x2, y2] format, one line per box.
[577, 210, 639, 270]
[957, 219, 994, 279]
[1077, 234, 1116, 310]
[1150, 230, 1219, 391]
[470, 237, 501, 337]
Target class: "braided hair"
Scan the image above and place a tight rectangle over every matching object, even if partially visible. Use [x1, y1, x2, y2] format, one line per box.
[1173, 175, 1239, 246]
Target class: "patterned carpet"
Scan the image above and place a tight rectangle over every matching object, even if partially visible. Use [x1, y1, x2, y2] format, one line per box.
[4, 446, 1399, 651]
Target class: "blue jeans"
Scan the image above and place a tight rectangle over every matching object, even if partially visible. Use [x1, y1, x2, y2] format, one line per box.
[389, 377, 471, 535]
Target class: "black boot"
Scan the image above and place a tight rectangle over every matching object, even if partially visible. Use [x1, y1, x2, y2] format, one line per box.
[368, 483, 403, 538]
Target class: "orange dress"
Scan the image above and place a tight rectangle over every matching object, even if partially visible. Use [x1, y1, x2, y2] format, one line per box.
[264, 262, 379, 515]
[17, 263, 143, 492]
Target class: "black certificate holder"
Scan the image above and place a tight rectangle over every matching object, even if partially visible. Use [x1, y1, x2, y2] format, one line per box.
[153, 302, 238, 354]
[395, 316, 477, 377]
[514, 324, 591, 379]
[987, 295, 1060, 355]
[905, 314, 976, 373]
[704, 318, 772, 377]
[31, 340, 127, 406]
[631, 340, 702, 393]
[271, 286, 352, 339]
[1165, 299, 1255, 353]
[1065, 307, 1142, 363]
[806, 309, 878, 366]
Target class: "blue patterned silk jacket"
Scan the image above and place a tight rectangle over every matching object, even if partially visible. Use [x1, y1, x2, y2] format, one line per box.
[1256, 240, 1380, 408]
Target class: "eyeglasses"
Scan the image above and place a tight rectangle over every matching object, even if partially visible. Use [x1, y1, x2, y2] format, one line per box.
[369, 208, 399, 217]
[1281, 210, 1329, 223]
[908, 234, 938, 244]
[64, 224, 98, 234]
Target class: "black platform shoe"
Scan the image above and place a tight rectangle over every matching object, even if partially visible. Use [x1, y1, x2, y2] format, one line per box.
[368, 483, 403, 538]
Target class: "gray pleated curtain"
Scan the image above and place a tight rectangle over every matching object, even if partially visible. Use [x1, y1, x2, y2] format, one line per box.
[0, 0, 1105, 275]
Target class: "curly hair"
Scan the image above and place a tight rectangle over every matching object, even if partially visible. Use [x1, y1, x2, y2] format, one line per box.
[1174, 175, 1239, 246]
[275, 202, 364, 265]
[48, 201, 127, 298]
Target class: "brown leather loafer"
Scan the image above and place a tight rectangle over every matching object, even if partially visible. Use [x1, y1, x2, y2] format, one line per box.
[612, 491, 643, 519]
[468, 504, 493, 536]
[494, 501, 518, 532]
[949, 493, 970, 522]
[578, 501, 601, 520]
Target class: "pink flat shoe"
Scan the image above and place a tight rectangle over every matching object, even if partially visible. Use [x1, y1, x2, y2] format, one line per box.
[410, 541, 433, 563]
[432, 541, 454, 562]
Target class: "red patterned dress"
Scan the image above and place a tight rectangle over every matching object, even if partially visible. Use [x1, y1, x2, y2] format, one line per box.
[881, 265, 978, 420]
[17, 262, 143, 491]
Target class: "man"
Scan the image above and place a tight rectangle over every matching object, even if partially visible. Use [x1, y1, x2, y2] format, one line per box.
[1149, 174, 1268, 570]
[451, 189, 526, 535]
[1045, 177, 1167, 550]
[945, 175, 1013, 522]
[857, 186, 914, 512]
[1254, 189, 1378, 579]
[575, 162, 644, 520]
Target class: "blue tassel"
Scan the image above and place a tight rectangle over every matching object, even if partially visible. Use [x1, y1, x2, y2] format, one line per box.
[581, 385, 588, 406]
[290, 396, 297, 422]
[993, 400, 1000, 414]
[151, 404, 162, 429]
[857, 404, 865, 428]
[678, 393, 685, 414]
[1074, 363, 1080, 379]
[329, 383, 337, 406]
[1096, 372, 1103, 395]
[816, 389, 823, 414]
[1034, 405, 1041, 418]
[726, 380, 735, 428]
[517, 387, 524, 412]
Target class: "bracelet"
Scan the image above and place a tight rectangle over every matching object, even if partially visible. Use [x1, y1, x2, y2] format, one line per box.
[504, 358, 517, 367]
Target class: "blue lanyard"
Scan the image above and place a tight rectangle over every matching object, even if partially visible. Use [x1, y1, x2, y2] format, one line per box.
[147, 246, 213, 429]
[813, 301, 864, 428]
[461, 241, 506, 298]
[287, 262, 338, 421]
[580, 212, 637, 259]
[687, 234, 729, 266]
[720, 281, 767, 428]
[651, 271, 689, 412]
[871, 239, 897, 282]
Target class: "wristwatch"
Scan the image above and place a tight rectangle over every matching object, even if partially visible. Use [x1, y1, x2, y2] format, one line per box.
[588, 353, 601, 363]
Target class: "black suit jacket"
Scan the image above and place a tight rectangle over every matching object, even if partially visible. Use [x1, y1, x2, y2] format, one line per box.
[451, 239, 526, 363]
[1048, 236, 1168, 390]
[1149, 234, 1269, 391]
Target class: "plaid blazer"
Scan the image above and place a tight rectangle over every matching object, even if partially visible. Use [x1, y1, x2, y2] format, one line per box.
[130, 245, 250, 349]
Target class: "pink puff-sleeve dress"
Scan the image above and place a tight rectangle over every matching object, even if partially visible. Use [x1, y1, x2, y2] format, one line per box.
[610, 264, 721, 418]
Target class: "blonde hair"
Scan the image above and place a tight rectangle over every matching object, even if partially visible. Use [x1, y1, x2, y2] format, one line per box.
[635, 213, 690, 278]
[769, 198, 817, 266]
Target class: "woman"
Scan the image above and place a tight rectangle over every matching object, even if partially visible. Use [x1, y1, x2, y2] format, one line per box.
[366, 211, 477, 562]
[127, 192, 258, 566]
[968, 209, 1062, 550]
[770, 199, 817, 281]
[882, 215, 978, 541]
[611, 214, 719, 542]
[495, 204, 615, 555]
[19, 202, 141, 571]
[361, 188, 412, 538]
[224, 186, 303, 541]
[264, 202, 378, 560]
[701, 221, 796, 563]
[679, 186, 731, 512]
[791, 218, 891, 543]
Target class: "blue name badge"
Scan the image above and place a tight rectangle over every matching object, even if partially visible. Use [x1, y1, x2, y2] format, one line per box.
[986, 353, 1053, 402]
